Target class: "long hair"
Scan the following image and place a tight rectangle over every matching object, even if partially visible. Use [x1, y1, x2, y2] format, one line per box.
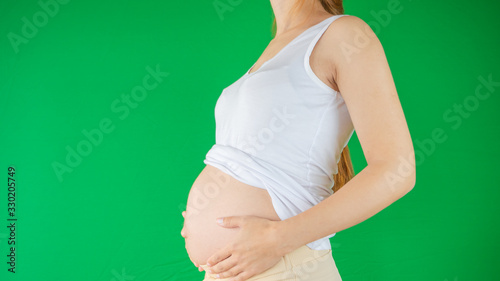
[271, 0, 354, 193]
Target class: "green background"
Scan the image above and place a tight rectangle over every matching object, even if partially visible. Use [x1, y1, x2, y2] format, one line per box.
[1, 0, 499, 280]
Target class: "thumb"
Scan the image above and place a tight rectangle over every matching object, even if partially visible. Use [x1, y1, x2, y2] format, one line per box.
[216, 216, 246, 228]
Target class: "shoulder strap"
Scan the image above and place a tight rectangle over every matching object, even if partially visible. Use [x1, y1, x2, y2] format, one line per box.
[302, 15, 350, 93]
[305, 14, 350, 59]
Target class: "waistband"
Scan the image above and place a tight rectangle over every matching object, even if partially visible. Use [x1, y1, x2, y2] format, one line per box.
[199, 244, 332, 280]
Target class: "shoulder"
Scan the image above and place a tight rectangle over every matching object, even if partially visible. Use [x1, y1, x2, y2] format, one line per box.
[325, 14, 377, 43]
[320, 15, 385, 78]
[330, 14, 371, 30]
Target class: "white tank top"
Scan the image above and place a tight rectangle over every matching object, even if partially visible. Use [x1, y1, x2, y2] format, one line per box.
[204, 14, 354, 251]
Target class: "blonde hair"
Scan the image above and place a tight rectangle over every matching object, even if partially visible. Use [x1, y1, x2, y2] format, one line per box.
[271, 0, 354, 193]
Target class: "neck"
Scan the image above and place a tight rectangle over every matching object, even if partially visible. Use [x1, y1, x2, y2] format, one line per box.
[270, 0, 330, 36]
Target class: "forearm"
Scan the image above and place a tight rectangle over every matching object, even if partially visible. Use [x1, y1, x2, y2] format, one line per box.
[275, 163, 415, 254]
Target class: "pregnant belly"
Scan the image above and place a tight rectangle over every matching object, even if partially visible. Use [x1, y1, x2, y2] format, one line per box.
[181, 164, 281, 266]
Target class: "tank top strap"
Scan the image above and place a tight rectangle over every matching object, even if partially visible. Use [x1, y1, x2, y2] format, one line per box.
[302, 14, 350, 92]
[305, 14, 350, 59]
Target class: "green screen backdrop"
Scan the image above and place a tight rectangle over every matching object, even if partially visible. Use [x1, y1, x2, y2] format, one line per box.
[1, 0, 499, 280]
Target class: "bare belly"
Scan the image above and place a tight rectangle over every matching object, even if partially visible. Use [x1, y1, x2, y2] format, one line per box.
[181, 164, 281, 266]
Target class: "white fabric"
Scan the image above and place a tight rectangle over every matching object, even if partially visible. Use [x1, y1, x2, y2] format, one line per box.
[204, 14, 354, 251]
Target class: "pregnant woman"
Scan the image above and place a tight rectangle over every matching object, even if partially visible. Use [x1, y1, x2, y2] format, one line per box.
[181, 0, 416, 280]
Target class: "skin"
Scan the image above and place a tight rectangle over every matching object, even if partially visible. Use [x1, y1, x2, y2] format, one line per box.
[182, 0, 416, 280]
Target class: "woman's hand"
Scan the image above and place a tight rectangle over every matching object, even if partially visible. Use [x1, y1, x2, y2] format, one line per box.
[204, 215, 291, 281]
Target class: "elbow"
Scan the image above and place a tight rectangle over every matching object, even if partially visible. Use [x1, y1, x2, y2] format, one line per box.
[406, 170, 416, 191]
[397, 163, 416, 194]
[379, 156, 416, 194]
[404, 154, 417, 191]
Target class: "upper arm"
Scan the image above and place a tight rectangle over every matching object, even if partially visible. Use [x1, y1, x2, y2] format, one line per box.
[325, 15, 416, 184]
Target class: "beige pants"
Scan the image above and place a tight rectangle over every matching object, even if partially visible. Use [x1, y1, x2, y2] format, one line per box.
[200, 244, 342, 281]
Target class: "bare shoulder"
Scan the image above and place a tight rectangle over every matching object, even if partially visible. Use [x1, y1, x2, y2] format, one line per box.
[330, 14, 373, 33]
[321, 15, 384, 78]
[325, 14, 379, 46]
[320, 15, 416, 185]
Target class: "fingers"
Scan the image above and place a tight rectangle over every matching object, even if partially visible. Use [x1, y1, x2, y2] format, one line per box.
[230, 270, 252, 281]
[182, 211, 186, 218]
[194, 262, 202, 272]
[206, 246, 232, 268]
[207, 257, 239, 277]
[216, 216, 246, 228]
